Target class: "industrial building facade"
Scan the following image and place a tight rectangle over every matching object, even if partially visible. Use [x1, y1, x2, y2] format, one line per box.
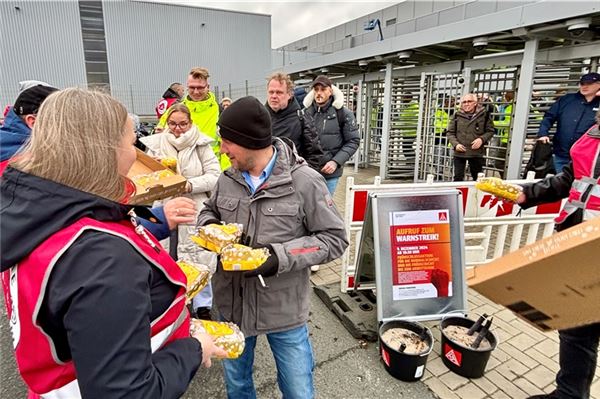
[1, 0, 271, 115]
[273, 0, 600, 181]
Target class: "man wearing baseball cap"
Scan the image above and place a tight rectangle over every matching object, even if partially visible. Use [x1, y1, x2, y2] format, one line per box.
[0, 83, 58, 168]
[303, 75, 360, 195]
[537, 72, 600, 172]
[196, 96, 348, 398]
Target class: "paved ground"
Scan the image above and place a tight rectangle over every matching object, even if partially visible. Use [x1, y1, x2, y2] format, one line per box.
[2, 165, 599, 398]
[312, 166, 600, 399]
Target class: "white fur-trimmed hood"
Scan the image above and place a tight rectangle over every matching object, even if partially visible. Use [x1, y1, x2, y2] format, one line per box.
[303, 84, 345, 109]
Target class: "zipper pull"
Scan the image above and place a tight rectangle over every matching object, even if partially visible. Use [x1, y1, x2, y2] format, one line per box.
[128, 209, 161, 254]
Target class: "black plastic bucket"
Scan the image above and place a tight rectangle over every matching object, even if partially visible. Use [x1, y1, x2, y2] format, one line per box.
[440, 316, 497, 379]
[379, 320, 434, 382]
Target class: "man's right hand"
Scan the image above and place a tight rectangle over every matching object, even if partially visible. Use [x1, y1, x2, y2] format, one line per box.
[537, 136, 550, 144]
[455, 144, 466, 152]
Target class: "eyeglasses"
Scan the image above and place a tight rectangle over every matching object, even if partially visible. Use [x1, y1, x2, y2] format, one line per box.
[462, 100, 476, 103]
[167, 121, 191, 129]
[188, 85, 208, 92]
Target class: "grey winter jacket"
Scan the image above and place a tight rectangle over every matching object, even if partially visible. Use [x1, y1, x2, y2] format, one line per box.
[304, 87, 360, 179]
[197, 138, 348, 336]
[447, 106, 495, 158]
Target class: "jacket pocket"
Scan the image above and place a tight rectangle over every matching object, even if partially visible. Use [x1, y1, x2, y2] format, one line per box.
[256, 202, 302, 243]
[216, 196, 239, 222]
[255, 272, 304, 331]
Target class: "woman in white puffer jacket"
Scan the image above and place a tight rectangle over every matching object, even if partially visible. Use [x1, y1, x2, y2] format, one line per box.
[141, 103, 220, 319]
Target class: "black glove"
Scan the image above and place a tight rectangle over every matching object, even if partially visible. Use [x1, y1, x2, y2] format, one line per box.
[244, 245, 278, 278]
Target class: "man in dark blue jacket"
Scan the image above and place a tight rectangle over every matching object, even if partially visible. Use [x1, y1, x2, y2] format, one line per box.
[537, 72, 600, 172]
[0, 84, 194, 240]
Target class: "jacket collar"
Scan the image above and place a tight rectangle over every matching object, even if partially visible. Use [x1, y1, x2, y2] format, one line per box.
[0, 108, 31, 161]
[224, 138, 300, 198]
[0, 167, 154, 271]
[266, 97, 301, 118]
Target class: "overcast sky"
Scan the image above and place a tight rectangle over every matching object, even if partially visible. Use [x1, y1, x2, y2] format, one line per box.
[155, 1, 399, 48]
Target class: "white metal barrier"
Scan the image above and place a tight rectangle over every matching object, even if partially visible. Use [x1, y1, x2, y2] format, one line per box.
[341, 174, 565, 292]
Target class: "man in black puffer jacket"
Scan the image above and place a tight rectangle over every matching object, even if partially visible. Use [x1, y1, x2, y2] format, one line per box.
[303, 75, 360, 194]
[266, 72, 324, 170]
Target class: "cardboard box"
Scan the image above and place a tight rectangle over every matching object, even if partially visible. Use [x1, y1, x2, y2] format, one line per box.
[468, 217, 600, 331]
[127, 149, 187, 205]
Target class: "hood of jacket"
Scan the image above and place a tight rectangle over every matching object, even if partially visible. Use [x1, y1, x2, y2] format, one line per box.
[183, 92, 218, 112]
[0, 167, 142, 271]
[266, 97, 301, 119]
[162, 87, 181, 99]
[0, 108, 31, 162]
[303, 84, 345, 110]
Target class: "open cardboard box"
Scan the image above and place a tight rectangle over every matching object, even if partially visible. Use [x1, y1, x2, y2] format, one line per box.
[127, 149, 187, 205]
[468, 217, 600, 332]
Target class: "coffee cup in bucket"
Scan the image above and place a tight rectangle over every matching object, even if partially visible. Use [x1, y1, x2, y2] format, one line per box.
[379, 320, 434, 382]
[440, 315, 497, 378]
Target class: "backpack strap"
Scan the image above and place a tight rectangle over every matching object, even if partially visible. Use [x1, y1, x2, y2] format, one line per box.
[335, 107, 345, 132]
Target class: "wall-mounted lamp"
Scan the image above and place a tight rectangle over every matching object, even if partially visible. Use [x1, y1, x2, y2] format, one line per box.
[398, 50, 413, 60]
[320, 68, 329, 73]
[358, 60, 369, 67]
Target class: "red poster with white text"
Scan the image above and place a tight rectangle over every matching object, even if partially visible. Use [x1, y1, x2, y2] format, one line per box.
[389, 210, 452, 300]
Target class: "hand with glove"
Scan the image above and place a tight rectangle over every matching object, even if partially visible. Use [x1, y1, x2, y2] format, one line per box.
[244, 244, 279, 278]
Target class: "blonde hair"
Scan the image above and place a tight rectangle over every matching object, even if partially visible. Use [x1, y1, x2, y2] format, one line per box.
[267, 72, 294, 95]
[165, 103, 191, 122]
[11, 88, 130, 202]
[189, 67, 210, 80]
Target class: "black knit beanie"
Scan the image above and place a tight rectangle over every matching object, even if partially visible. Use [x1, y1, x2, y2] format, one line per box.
[14, 85, 58, 116]
[218, 96, 272, 149]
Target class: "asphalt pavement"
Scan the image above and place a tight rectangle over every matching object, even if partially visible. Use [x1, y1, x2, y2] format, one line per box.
[0, 290, 437, 398]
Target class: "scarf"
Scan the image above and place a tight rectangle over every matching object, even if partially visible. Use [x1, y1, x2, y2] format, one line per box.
[158, 125, 205, 179]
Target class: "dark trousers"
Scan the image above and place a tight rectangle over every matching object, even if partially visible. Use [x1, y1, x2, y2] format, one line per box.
[453, 156, 484, 181]
[554, 322, 600, 398]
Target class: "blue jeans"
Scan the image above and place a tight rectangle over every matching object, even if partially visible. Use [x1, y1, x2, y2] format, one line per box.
[325, 177, 340, 195]
[553, 155, 571, 174]
[222, 324, 314, 399]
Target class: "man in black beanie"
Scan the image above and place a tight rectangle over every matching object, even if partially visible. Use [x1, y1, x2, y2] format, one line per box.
[197, 96, 348, 398]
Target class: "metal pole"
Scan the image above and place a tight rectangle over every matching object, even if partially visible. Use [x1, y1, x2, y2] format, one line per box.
[355, 80, 364, 173]
[129, 84, 135, 114]
[379, 63, 393, 180]
[245, 80, 249, 96]
[506, 38, 538, 179]
[228, 83, 232, 98]
[414, 73, 427, 182]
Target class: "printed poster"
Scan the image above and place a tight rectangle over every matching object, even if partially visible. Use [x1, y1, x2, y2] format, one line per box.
[389, 209, 452, 301]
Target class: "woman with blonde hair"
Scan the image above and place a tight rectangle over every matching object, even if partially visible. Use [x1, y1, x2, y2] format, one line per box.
[0, 88, 225, 398]
[141, 103, 220, 320]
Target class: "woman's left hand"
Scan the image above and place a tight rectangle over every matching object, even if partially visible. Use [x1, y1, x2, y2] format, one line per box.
[164, 197, 196, 229]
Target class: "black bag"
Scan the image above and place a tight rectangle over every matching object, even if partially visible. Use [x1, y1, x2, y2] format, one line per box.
[523, 141, 555, 178]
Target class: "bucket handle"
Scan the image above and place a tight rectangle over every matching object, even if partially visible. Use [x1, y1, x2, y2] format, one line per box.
[420, 325, 435, 357]
[440, 310, 502, 349]
[441, 309, 469, 322]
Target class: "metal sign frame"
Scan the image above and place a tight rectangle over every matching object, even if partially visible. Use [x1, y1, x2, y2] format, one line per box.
[354, 189, 467, 323]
